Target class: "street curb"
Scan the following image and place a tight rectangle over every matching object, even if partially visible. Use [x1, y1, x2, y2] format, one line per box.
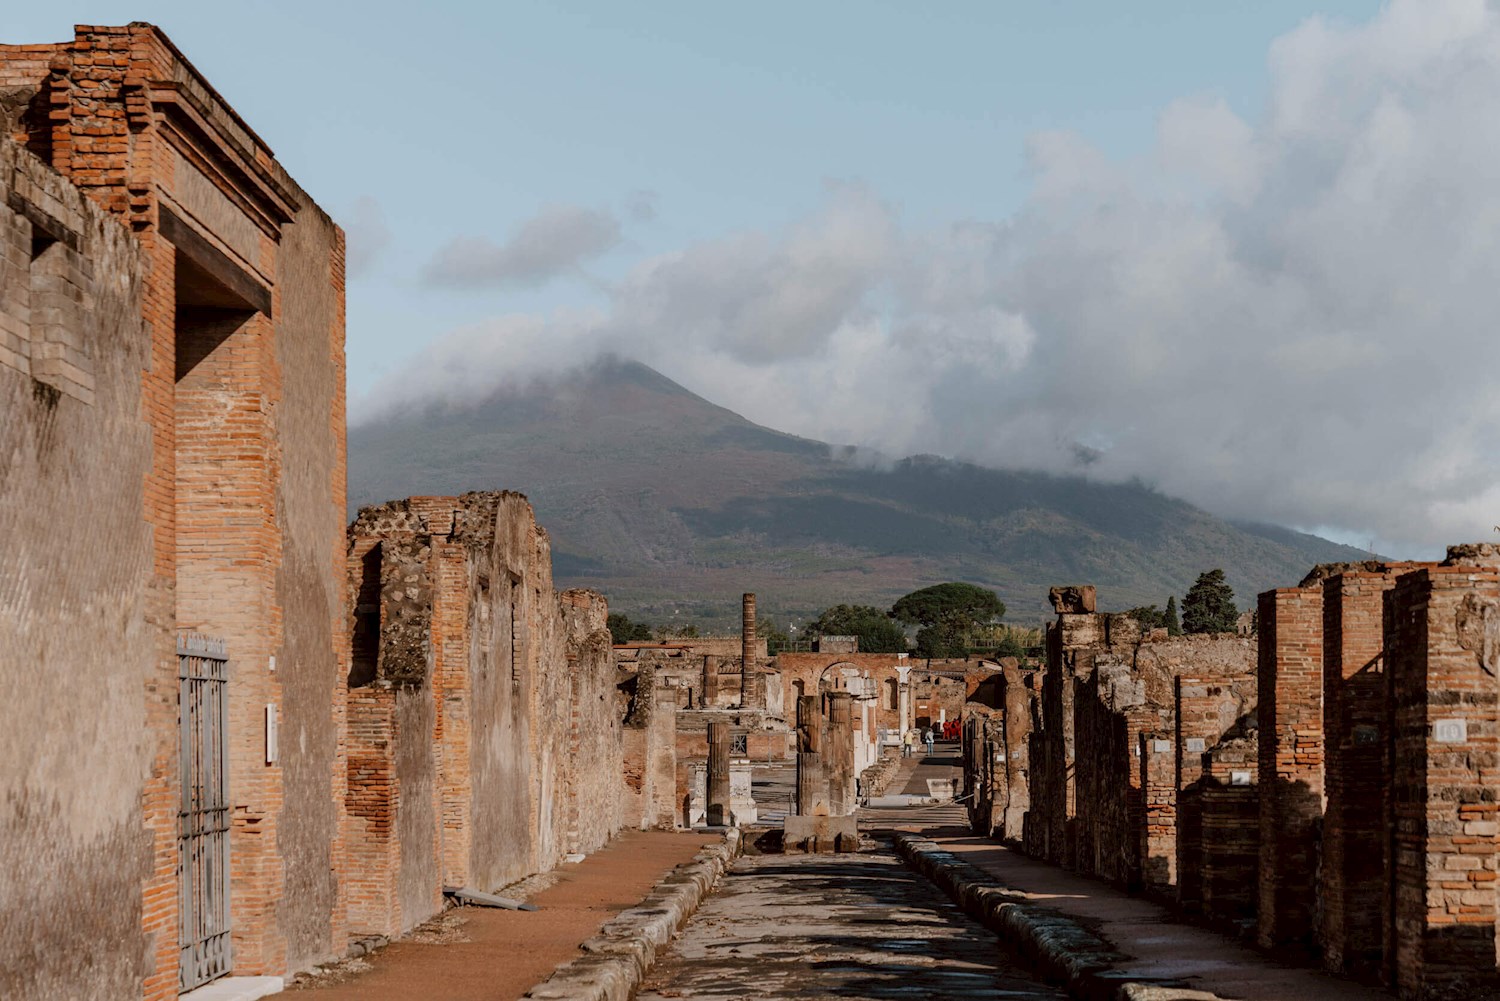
[894, 834, 1229, 1001]
[522, 828, 743, 1001]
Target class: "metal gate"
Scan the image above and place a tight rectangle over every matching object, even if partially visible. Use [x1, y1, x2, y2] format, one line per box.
[178, 634, 231, 990]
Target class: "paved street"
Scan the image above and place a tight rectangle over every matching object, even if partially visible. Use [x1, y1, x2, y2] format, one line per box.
[636, 845, 1063, 1000]
[639, 745, 1056, 1000]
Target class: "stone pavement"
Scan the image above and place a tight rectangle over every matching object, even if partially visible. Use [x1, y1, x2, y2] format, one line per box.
[934, 835, 1389, 1001]
[636, 845, 1064, 1000]
[875, 742, 1388, 1001]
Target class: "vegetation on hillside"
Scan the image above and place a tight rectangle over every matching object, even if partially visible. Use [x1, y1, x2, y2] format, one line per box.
[891, 582, 1006, 658]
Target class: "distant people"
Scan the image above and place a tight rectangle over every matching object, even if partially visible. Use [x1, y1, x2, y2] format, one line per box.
[923, 727, 935, 756]
[901, 728, 916, 758]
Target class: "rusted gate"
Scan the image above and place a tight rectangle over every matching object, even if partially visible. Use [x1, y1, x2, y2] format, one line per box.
[178, 633, 231, 990]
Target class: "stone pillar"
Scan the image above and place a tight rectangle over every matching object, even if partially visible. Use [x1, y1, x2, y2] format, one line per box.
[741, 592, 761, 708]
[827, 691, 855, 816]
[701, 654, 720, 708]
[707, 721, 731, 826]
[1386, 562, 1500, 1000]
[1257, 585, 1324, 954]
[896, 664, 913, 737]
[795, 695, 828, 816]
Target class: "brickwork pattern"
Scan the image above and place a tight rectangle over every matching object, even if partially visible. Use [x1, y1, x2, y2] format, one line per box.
[1256, 586, 1324, 953]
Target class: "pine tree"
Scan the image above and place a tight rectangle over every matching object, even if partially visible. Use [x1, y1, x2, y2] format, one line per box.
[1180, 570, 1237, 634]
[1164, 595, 1181, 636]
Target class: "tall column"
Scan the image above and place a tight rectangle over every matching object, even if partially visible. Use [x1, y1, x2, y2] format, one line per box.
[896, 664, 912, 736]
[1257, 585, 1324, 953]
[707, 721, 731, 826]
[701, 654, 720, 708]
[795, 695, 828, 815]
[741, 592, 761, 708]
[827, 692, 855, 815]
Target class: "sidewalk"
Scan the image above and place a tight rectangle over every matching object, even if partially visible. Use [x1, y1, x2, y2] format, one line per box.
[931, 833, 1388, 1001]
[290, 829, 719, 1001]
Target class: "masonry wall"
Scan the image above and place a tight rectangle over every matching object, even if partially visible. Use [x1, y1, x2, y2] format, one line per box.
[1386, 564, 1500, 1000]
[621, 658, 680, 831]
[1173, 674, 1256, 908]
[1257, 586, 1324, 954]
[1319, 568, 1412, 977]
[0, 135, 161, 1001]
[2, 23, 354, 990]
[345, 494, 628, 940]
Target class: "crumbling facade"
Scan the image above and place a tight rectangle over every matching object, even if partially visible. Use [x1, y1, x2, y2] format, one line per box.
[2, 24, 350, 1000]
[344, 494, 628, 939]
[1, 25, 659, 1001]
[964, 551, 1500, 1000]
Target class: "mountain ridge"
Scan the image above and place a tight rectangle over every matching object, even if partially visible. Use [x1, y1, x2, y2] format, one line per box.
[348, 358, 1370, 625]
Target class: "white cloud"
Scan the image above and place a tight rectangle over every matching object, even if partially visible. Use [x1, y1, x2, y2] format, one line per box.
[361, 0, 1500, 557]
[423, 205, 622, 288]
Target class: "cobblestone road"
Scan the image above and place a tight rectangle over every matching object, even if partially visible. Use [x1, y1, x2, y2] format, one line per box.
[636, 844, 1062, 1000]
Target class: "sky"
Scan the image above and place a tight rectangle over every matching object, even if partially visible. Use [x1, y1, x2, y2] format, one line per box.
[13, 0, 1499, 558]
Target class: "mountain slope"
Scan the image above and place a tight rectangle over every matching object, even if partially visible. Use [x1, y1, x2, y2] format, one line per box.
[348, 359, 1370, 624]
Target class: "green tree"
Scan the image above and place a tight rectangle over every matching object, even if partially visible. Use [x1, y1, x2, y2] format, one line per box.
[1125, 605, 1168, 629]
[890, 582, 1006, 659]
[803, 603, 909, 653]
[655, 623, 700, 640]
[1181, 570, 1238, 634]
[758, 614, 791, 653]
[606, 612, 653, 643]
[1164, 595, 1181, 636]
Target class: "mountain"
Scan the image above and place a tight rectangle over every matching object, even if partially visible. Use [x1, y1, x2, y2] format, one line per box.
[348, 359, 1371, 627]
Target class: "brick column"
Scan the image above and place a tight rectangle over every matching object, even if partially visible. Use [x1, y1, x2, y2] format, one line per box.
[1320, 569, 1405, 976]
[1386, 565, 1500, 1000]
[741, 593, 761, 709]
[1257, 586, 1324, 953]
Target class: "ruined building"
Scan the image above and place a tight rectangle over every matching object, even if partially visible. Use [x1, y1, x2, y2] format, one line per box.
[964, 549, 1500, 1000]
[2, 23, 351, 1000]
[0, 24, 657, 1001]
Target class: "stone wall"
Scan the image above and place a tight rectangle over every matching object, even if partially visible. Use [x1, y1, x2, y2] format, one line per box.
[2, 21, 353, 997]
[0, 134, 160, 1001]
[344, 494, 628, 940]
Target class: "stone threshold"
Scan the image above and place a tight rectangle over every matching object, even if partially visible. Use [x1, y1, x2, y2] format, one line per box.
[180, 976, 285, 1001]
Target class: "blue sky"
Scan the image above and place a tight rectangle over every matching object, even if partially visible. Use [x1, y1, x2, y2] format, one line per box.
[12, 2, 1382, 390]
[15, 2, 1500, 557]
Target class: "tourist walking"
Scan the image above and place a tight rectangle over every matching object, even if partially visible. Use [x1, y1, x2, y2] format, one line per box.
[923, 727, 935, 756]
[901, 728, 916, 757]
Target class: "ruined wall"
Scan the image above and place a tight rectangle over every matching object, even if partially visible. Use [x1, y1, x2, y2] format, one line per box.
[0, 135, 161, 1001]
[1256, 585, 1324, 953]
[620, 659, 680, 830]
[559, 589, 624, 856]
[345, 494, 627, 939]
[1386, 562, 1500, 1000]
[1173, 675, 1256, 909]
[1319, 567, 1421, 977]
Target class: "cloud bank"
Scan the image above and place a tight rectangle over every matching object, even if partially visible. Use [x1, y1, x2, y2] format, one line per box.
[362, 0, 1500, 556]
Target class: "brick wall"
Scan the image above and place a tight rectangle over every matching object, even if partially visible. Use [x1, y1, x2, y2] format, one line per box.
[345, 493, 629, 939]
[1386, 563, 1500, 999]
[1319, 567, 1423, 977]
[1173, 673, 1256, 909]
[3, 18, 352, 995]
[1257, 585, 1324, 953]
[0, 134, 161, 1001]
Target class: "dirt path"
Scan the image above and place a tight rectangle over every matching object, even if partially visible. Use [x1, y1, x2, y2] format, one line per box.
[291, 829, 719, 1001]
